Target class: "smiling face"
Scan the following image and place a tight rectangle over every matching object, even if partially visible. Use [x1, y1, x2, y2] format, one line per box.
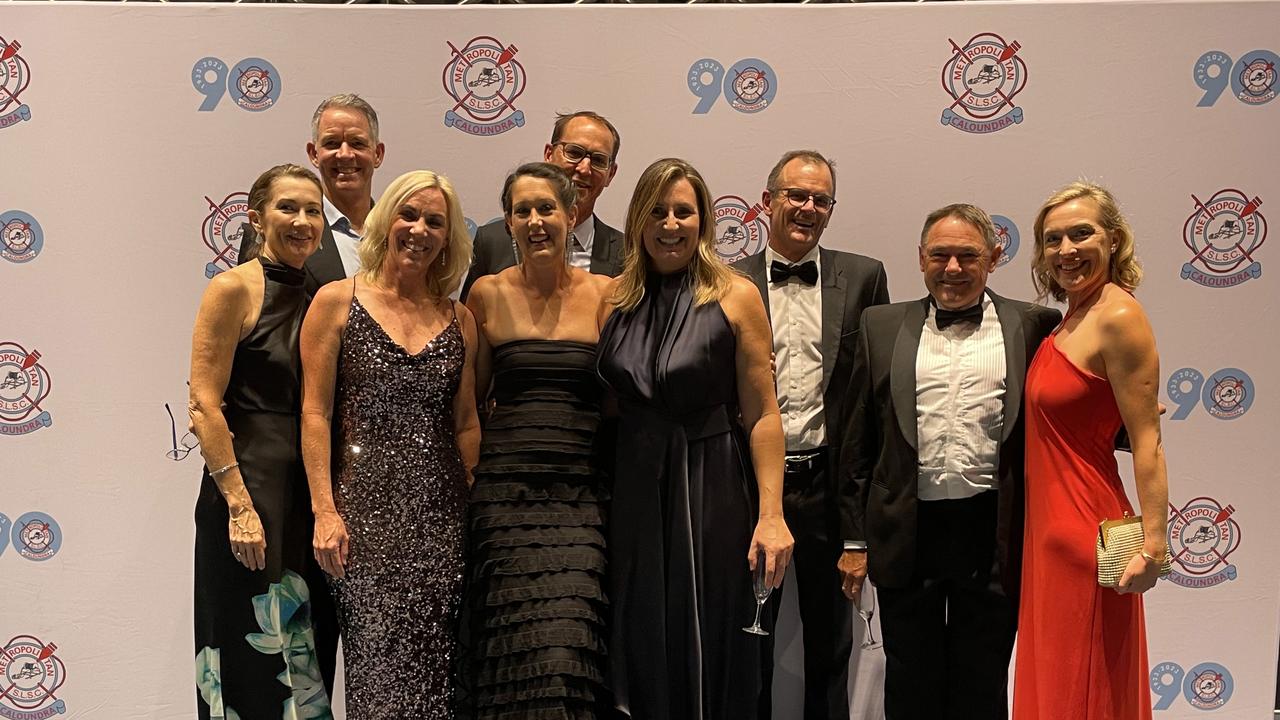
[250, 176, 324, 270]
[642, 177, 700, 275]
[307, 106, 384, 199]
[384, 187, 449, 278]
[544, 116, 617, 222]
[764, 158, 835, 262]
[506, 176, 577, 266]
[919, 215, 1002, 310]
[1039, 197, 1114, 300]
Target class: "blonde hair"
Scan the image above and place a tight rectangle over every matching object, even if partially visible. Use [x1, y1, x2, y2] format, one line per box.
[1032, 181, 1142, 302]
[612, 158, 735, 312]
[358, 170, 471, 298]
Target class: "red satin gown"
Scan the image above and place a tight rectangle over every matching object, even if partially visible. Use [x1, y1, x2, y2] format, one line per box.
[1013, 331, 1152, 720]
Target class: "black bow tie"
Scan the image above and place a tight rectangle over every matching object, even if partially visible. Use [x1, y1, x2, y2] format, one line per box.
[934, 303, 984, 329]
[770, 260, 818, 286]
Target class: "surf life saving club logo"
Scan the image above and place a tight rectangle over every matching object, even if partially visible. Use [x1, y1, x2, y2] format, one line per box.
[941, 33, 1027, 134]
[0, 636, 66, 719]
[442, 37, 526, 137]
[201, 192, 249, 278]
[1166, 497, 1240, 589]
[0, 344, 51, 437]
[714, 195, 769, 263]
[990, 215, 1020, 267]
[0, 35, 31, 130]
[1181, 189, 1266, 287]
[1, 211, 42, 264]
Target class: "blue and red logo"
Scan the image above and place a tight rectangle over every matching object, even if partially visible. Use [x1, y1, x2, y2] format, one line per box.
[0, 35, 31, 130]
[201, 192, 249, 278]
[713, 195, 769, 263]
[0, 343, 51, 436]
[0, 636, 67, 719]
[1181, 189, 1265, 287]
[990, 214, 1020, 267]
[941, 33, 1027, 133]
[1, 211, 41, 264]
[442, 37, 526, 136]
[1166, 497, 1239, 589]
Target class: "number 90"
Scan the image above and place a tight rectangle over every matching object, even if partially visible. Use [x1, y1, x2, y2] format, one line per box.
[192, 56, 281, 112]
[1193, 49, 1279, 107]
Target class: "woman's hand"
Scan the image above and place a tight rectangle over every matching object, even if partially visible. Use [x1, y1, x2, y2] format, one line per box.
[314, 510, 350, 578]
[748, 514, 795, 589]
[1116, 551, 1162, 594]
[227, 506, 266, 571]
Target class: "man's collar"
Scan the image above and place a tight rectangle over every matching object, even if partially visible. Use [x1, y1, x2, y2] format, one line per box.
[765, 244, 821, 281]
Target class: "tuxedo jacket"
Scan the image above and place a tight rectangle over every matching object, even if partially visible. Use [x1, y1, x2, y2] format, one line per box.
[459, 215, 624, 301]
[734, 248, 890, 508]
[236, 218, 347, 298]
[837, 292, 1060, 598]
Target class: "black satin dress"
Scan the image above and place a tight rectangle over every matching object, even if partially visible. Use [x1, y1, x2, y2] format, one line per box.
[596, 271, 761, 720]
[193, 261, 332, 719]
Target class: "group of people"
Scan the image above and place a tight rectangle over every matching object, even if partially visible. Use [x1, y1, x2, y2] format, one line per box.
[188, 93, 1169, 720]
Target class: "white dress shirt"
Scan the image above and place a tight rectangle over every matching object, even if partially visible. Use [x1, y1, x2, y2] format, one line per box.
[324, 196, 362, 278]
[914, 293, 1006, 501]
[766, 245, 825, 452]
[569, 216, 595, 270]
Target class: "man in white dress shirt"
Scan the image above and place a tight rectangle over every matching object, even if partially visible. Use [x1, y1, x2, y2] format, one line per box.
[734, 150, 889, 720]
[836, 204, 1060, 719]
[238, 93, 384, 298]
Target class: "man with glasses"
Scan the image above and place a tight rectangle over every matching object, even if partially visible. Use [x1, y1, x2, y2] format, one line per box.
[733, 150, 889, 720]
[460, 110, 624, 300]
[238, 93, 385, 298]
[836, 204, 1059, 719]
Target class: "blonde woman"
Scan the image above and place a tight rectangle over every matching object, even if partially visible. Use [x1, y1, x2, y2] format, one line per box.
[300, 170, 480, 716]
[1014, 182, 1168, 720]
[596, 158, 793, 719]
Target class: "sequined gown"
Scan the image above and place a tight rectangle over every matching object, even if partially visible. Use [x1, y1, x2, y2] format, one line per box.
[329, 294, 470, 717]
[466, 340, 611, 719]
[193, 261, 332, 720]
[1013, 333, 1151, 720]
[596, 271, 762, 720]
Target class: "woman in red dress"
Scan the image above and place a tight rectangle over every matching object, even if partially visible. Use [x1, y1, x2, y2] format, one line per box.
[1013, 182, 1169, 719]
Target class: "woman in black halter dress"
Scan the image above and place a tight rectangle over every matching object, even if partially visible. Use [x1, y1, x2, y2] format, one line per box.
[301, 170, 481, 717]
[463, 163, 618, 719]
[189, 165, 333, 719]
[597, 159, 793, 720]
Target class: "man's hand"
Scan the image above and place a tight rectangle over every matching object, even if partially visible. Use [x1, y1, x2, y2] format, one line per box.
[837, 549, 868, 606]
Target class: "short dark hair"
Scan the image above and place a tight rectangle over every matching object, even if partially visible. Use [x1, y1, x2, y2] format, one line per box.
[765, 150, 837, 195]
[550, 111, 621, 162]
[248, 164, 322, 216]
[500, 162, 578, 217]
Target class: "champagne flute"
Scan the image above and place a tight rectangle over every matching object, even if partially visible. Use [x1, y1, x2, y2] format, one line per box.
[742, 550, 772, 636]
[857, 584, 881, 650]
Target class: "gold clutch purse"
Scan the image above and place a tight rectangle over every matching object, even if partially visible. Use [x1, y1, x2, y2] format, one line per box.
[1096, 514, 1172, 588]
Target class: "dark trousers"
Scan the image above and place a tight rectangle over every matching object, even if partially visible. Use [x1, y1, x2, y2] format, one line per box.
[759, 454, 853, 720]
[878, 491, 1016, 720]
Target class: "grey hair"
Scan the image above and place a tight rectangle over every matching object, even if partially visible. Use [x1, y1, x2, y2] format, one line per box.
[311, 93, 380, 142]
[919, 203, 997, 250]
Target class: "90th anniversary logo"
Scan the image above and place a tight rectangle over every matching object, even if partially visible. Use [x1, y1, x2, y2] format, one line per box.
[201, 192, 249, 278]
[1, 211, 42, 264]
[0, 343, 51, 436]
[1166, 497, 1240, 589]
[713, 195, 769, 263]
[941, 33, 1027, 134]
[0, 34, 32, 130]
[990, 214, 1020, 267]
[0, 636, 66, 719]
[1181, 189, 1265, 287]
[442, 37, 526, 136]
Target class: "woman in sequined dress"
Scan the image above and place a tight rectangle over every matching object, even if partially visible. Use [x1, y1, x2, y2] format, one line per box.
[190, 164, 334, 719]
[301, 170, 481, 717]
[463, 163, 617, 719]
[596, 159, 793, 718]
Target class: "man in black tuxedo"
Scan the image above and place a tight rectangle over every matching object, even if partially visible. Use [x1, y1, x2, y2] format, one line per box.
[459, 110, 624, 300]
[837, 204, 1060, 719]
[238, 93, 384, 298]
[734, 150, 889, 720]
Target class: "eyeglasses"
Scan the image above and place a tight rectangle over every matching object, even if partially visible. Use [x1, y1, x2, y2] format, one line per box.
[165, 402, 200, 461]
[775, 188, 836, 212]
[554, 142, 612, 172]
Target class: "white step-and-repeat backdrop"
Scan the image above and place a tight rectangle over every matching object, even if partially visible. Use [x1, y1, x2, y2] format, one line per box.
[1, 1, 1276, 717]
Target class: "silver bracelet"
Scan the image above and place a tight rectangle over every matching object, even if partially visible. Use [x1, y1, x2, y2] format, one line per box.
[209, 461, 239, 478]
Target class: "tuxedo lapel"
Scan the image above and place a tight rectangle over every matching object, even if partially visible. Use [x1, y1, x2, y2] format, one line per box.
[992, 291, 1027, 442]
[588, 215, 608, 273]
[819, 248, 846, 391]
[743, 252, 770, 315]
[891, 299, 929, 451]
[304, 224, 346, 289]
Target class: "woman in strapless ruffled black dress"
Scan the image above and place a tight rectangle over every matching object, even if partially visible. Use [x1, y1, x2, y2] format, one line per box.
[300, 170, 481, 717]
[462, 162, 619, 719]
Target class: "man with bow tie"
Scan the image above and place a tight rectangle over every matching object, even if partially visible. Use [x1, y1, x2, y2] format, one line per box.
[734, 150, 889, 720]
[836, 204, 1060, 719]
